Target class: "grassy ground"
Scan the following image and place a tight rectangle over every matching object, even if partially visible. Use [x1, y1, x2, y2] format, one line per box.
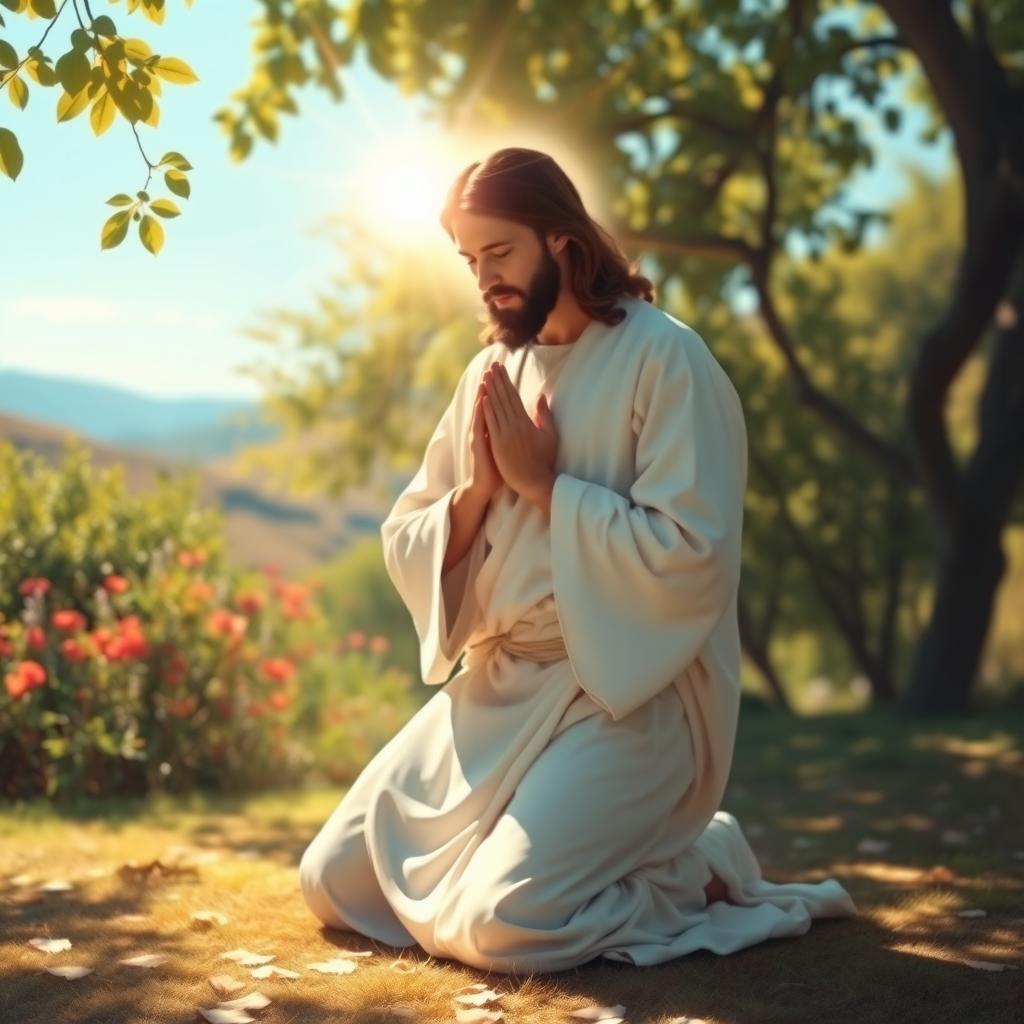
[2, 704, 1022, 1024]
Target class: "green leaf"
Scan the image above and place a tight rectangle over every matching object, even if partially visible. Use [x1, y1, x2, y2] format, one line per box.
[0, 39, 16, 69]
[165, 168, 190, 198]
[882, 108, 901, 133]
[29, 0, 57, 17]
[0, 125, 23, 181]
[56, 50, 90, 95]
[139, 213, 163, 254]
[160, 150, 192, 170]
[101, 209, 131, 248]
[91, 14, 117, 38]
[149, 198, 180, 218]
[70, 28, 92, 52]
[106, 193, 135, 206]
[151, 56, 199, 85]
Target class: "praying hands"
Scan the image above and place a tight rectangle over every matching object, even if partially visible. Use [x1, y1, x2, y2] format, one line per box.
[481, 361, 559, 516]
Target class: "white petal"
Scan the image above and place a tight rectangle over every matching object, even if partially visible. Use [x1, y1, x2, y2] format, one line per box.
[209, 975, 246, 995]
[39, 880, 74, 892]
[119, 953, 169, 968]
[250, 965, 300, 979]
[963, 960, 1019, 971]
[216, 992, 271, 1011]
[956, 908, 987, 918]
[196, 1009, 254, 1024]
[29, 937, 72, 954]
[454, 988, 504, 1006]
[455, 1009, 505, 1024]
[306, 959, 358, 975]
[219, 950, 274, 966]
[45, 965, 93, 979]
[191, 910, 230, 927]
[389, 960, 417, 973]
[569, 1005, 628, 1021]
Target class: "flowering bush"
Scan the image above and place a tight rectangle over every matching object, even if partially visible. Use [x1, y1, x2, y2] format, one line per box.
[0, 440, 418, 800]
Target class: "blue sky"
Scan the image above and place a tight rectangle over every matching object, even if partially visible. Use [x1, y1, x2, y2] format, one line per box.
[1, 3, 952, 400]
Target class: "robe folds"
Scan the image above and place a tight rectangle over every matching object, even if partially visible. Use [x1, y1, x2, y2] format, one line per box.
[299, 294, 858, 974]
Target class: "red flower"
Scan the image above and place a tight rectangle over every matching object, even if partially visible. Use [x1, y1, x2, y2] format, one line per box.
[206, 609, 248, 642]
[60, 638, 89, 662]
[52, 609, 87, 632]
[269, 691, 289, 712]
[0, 635, 13, 658]
[177, 547, 209, 569]
[18, 577, 51, 598]
[103, 574, 130, 594]
[259, 657, 296, 684]
[369, 634, 390, 654]
[102, 617, 149, 661]
[5, 659, 46, 699]
[26, 626, 46, 651]
[345, 630, 366, 650]
[234, 590, 267, 614]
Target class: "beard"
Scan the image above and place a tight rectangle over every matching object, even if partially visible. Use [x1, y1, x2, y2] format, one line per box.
[484, 243, 562, 351]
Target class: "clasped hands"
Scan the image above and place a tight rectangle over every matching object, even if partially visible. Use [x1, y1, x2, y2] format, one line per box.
[478, 360, 558, 515]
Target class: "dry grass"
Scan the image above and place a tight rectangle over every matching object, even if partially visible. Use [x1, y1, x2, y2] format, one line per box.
[2, 705, 1023, 1024]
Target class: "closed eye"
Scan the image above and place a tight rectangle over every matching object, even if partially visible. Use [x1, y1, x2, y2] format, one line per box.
[466, 249, 511, 267]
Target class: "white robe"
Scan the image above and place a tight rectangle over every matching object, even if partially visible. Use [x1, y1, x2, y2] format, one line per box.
[299, 294, 858, 973]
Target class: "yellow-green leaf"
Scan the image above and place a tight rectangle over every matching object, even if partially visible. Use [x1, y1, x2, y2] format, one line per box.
[142, 98, 159, 127]
[56, 86, 89, 122]
[29, 0, 57, 16]
[101, 209, 131, 249]
[160, 150, 192, 170]
[151, 56, 198, 85]
[139, 213, 163, 254]
[165, 169, 190, 198]
[90, 89, 114, 136]
[149, 197, 180, 218]
[8, 74, 27, 110]
[0, 125, 23, 180]
[0, 39, 17, 70]
[123, 38, 153, 63]
[106, 193, 134, 206]
[25, 57, 59, 86]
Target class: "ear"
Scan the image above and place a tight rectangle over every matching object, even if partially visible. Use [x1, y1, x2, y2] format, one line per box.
[548, 232, 570, 256]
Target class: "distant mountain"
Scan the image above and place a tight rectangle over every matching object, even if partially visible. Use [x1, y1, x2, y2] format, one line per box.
[0, 410, 397, 575]
[0, 369, 279, 461]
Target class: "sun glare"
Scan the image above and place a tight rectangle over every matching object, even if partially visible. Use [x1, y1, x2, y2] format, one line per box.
[347, 128, 462, 251]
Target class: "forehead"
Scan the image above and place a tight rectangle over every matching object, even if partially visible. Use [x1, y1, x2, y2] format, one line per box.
[450, 210, 527, 256]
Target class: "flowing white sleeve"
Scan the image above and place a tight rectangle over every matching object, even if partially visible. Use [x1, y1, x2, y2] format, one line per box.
[550, 329, 748, 721]
[380, 369, 490, 686]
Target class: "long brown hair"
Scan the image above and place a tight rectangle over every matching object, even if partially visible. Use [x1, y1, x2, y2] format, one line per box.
[439, 147, 655, 345]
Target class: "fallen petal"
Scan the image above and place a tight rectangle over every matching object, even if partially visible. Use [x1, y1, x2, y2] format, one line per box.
[219, 950, 274, 966]
[39, 880, 74, 892]
[29, 937, 72, 954]
[209, 975, 246, 995]
[191, 910, 230, 927]
[956, 908, 987, 918]
[45, 965, 93, 980]
[196, 1008, 254, 1024]
[962, 960, 1020, 972]
[250, 965, 300, 979]
[454, 988, 504, 1007]
[306, 959, 358, 975]
[119, 953, 169, 968]
[389, 960, 417, 973]
[569, 1005, 628, 1021]
[455, 1010, 504, 1024]
[216, 992, 271, 1011]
